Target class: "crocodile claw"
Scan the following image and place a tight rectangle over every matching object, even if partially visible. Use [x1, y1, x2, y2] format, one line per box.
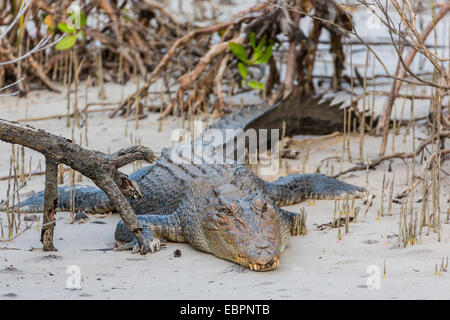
[114, 238, 161, 254]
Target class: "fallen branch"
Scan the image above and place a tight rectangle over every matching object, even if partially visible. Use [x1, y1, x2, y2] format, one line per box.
[0, 119, 156, 254]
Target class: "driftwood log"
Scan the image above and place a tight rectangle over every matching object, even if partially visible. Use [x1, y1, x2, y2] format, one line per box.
[0, 119, 156, 254]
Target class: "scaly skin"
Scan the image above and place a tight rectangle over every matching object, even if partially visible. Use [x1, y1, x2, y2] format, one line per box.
[12, 94, 367, 271]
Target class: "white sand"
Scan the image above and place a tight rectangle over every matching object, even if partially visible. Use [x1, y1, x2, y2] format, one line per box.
[0, 0, 449, 300]
[0, 80, 449, 300]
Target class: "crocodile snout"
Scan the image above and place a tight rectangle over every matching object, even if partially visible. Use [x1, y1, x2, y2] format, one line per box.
[246, 242, 280, 271]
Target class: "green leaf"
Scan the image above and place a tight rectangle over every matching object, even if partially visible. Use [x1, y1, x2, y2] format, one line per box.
[228, 42, 249, 64]
[252, 49, 263, 63]
[249, 32, 256, 49]
[255, 35, 267, 53]
[237, 62, 248, 80]
[254, 42, 273, 65]
[57, 22, 75, 34]
[56, 34, 78, 50]
[252, 35, 267, 63]
[79, 11, 87, 27]
[248, 81, 265, 90]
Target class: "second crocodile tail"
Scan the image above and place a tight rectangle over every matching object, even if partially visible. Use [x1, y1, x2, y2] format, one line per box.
[13, 185, 113, 214]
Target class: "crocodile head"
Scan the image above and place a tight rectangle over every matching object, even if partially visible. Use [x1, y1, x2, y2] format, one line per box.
[202, 193, 285, 271]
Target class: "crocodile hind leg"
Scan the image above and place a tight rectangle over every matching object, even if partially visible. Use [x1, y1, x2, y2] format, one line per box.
[114, 213, 185, 253]
[266, 173, 366, 206]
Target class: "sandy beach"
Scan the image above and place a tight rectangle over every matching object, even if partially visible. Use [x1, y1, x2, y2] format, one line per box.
[0, 0, 449, 300]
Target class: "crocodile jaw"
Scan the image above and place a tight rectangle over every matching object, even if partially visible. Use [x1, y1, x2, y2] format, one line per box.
[236, 255, 281, 272]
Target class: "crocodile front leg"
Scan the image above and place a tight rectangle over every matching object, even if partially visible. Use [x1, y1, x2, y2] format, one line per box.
[280, 209, 306, 237]
[114, 213, 186, 252]
[266, 173, 366, 206]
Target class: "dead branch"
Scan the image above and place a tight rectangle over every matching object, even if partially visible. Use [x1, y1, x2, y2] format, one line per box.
[335, 131, 450, 178]
[282, 0, 302, 99]
[111, 3, 271, 118]
[160, 36, 243, 118]
[41, 157, 57, 250]
[368, 2, 450, 155]
[395, 148, 450, 200]
[0, 119, 156, 254]
[28, 55, 61, 93]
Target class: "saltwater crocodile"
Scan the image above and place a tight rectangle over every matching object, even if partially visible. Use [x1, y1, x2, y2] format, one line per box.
[16, 94, 366, 271]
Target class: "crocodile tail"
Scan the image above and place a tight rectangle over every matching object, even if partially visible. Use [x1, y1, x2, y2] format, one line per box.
[242, 93, 345, 136]
[6, 185, 112, 214]
[210, 93, 347, 140]
[205, 93, 346, 163]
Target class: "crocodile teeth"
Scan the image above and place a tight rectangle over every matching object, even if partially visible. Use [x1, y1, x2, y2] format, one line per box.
[249, 264, 253, 271]
[272, 258, 280, 268]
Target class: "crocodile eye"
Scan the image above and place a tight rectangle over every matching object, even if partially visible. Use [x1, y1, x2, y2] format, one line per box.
[217, 205, 233, 217]
[252, 198, 267, 212]
[224, 206, 233, 215]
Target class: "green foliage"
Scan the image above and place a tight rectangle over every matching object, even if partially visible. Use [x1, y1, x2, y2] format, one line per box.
[57, 22, 75, 34]
[228, 32, 274, 91]
[237, 62, 248, 80]
[228, 42, 249, 64]
[56, 34, 79, 50]
[248, 81, 265, 90]
[56, 8, 87, 51]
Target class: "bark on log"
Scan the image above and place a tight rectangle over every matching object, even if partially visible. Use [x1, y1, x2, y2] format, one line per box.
[0, 119, 156, 254]
[41, 157, 57, 251]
